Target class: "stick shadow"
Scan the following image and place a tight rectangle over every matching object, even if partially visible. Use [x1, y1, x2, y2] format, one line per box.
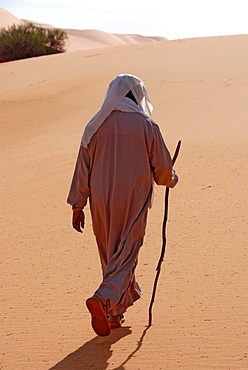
[112, 326, 149, 370]
[48, 326, 132, 370]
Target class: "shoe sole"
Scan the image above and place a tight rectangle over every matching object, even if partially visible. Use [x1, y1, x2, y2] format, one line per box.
[86, 297, 110, 336]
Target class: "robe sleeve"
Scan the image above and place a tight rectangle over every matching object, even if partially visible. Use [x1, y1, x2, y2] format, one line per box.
[149, 124, 178, 188]
[67, 145, 90, 211]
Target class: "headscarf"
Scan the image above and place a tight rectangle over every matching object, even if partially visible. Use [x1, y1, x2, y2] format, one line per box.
[81, 74, 153, 147]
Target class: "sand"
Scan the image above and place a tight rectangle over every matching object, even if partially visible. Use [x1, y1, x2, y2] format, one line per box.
[0, 8, 24, 29]
[1, 8, 248, 370]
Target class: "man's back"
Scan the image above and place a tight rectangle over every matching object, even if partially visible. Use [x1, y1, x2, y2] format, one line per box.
[88, 110, 154, 198]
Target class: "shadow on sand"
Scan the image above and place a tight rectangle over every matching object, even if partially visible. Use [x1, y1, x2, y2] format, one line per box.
[49, 326, 149, 370]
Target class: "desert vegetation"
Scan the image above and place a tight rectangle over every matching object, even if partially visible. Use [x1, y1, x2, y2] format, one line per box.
[0, 22, 67, 62]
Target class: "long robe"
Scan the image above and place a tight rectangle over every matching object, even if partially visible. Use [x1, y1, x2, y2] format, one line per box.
[67, 110, 174, 315]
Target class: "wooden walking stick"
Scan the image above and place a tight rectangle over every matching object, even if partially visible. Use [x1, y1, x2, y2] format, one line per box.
[148, 140, 181, 327]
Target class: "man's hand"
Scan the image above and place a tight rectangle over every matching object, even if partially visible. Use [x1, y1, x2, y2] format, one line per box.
[72, 210, 85, 233]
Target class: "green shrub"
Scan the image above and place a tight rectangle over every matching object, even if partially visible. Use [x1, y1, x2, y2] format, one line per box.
[0, 22, 68, 62]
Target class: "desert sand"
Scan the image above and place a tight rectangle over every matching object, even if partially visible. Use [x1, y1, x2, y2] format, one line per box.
[1, 8, 248, 370]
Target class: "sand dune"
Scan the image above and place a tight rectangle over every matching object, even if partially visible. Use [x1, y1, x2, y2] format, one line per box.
[0, 8, 166, 53]
[0, 8, 248, 370]
[0, 7, 24, 29]
[65, 29, 166, 52]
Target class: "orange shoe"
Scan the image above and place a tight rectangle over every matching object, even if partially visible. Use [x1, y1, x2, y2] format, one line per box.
[107, 314, 126, 329]
[86, 297, 110, 336]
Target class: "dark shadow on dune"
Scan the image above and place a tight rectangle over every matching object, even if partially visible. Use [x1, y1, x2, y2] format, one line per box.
[48, 326, 132, 370]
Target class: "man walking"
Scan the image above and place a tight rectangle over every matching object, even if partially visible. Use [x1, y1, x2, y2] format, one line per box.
[67, 74, 178, 336]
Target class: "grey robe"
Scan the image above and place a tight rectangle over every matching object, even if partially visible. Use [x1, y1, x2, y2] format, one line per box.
[67, 110, 174, 315]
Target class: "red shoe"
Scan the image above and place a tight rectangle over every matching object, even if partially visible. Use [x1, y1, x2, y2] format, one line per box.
[86, 297, 110, 336]
[107, 314, 126, 329]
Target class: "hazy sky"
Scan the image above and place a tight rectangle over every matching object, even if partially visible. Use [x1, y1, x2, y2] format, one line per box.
[1, 0, 248, 39]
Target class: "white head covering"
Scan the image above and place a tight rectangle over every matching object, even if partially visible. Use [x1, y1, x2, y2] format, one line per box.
[81, 74, 153, 147]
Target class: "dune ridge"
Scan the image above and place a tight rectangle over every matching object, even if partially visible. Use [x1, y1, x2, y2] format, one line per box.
[0, 7, 24, 28]
[0, 7, 167, 53]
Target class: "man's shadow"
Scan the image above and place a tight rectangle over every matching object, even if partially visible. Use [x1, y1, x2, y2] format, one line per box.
[49, 326, 132, 370]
